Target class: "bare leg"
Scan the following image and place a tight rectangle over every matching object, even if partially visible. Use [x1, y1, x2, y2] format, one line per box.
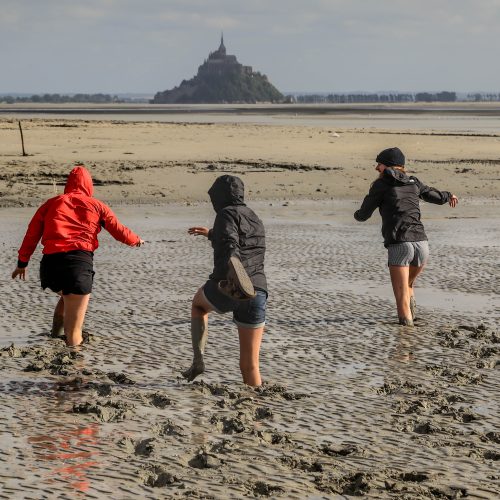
[238, 326, 264, 387]
[51, 295, 65, 337]
[62, 294, 90, 346]
[408, 264, 425, 320]
[182, 287, 213, 382]
[389, 266, 413, 325]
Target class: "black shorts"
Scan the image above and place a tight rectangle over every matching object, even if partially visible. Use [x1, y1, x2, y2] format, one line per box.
[40, 251, 94, 295]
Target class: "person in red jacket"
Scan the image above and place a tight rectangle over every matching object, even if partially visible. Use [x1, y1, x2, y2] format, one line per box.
[11, 165, 144, 347]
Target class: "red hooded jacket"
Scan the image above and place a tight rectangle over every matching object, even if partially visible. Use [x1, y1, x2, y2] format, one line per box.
[17, 166, 140, 266]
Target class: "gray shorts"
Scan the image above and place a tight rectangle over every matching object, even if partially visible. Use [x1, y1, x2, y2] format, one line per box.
[387, 241, 429, 267]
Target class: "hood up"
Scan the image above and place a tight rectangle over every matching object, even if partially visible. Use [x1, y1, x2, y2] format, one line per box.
[64, 166, 94, 197]
[382, 168, 416, 187]
[208, 175, 245, 212]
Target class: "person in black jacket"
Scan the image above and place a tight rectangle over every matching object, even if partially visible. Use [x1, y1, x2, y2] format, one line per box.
[354, 147, 458, 326]
[182, 175, 268, 386]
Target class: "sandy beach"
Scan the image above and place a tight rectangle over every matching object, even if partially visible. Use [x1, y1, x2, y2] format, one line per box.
[0, 112, 499, 498]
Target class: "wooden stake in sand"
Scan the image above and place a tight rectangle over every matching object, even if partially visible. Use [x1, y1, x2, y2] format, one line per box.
[18, 121, 28, 156]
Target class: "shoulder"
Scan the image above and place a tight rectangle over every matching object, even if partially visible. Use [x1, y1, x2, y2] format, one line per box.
[369, 178, 387, 192]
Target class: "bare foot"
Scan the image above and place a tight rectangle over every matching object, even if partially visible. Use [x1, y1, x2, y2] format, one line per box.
[182, 360, 205, 382]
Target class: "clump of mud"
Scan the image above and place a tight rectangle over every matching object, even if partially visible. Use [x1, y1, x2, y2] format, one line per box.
[73, 399, 134, 422]
[139, 465, 182, 488]
[188, 449, 223, 469]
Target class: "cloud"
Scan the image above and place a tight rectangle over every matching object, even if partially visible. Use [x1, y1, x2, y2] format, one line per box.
[0, 0, 499, 92]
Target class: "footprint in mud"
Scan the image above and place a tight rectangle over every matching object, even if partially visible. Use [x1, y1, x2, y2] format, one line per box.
[117, 436, 135, 454]
[0, 343, 27, 358]
[210, 439, 239, 454]
[254, 429, 292, 445]
[54, 376, 85, 392]
[134, 438, 157, 457]
[280, 454, 323, 472]
[254, 383, 308, 401]
[155, 419, 185, 438]
[107, 371, 136, 385]
[210, 415, 245, 434]
[471, 346, 498, 359]
[188, 450, 223, 469]
[139, 465, 182, 488]
[425, 365, 486, 385]
[320, 442, 361, 457]
[144, 392, 171, 409]
[484, 432, 500, 444]
[87, 382, 113, 397]
[315, 472, 373, 496]
[191, 381, 242, 399]
[376, 379, 424, 396]
[248, 480, 284, 497]
[483, 450, 500, 461]
[73, 399, 134, 422]
[25, 349, 81, 375]
[394, 419, 442, 435]
[476, 358, 499, 369]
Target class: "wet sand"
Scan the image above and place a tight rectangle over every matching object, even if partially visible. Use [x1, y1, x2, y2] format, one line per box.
[1, 200, 499, 498]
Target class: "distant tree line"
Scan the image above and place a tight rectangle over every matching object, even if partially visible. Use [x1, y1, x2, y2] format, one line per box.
[291, 91, 500, 104]
[0, 93, 125, 104]
[467, 93, 500, 102]
[294, 93, 414, 103]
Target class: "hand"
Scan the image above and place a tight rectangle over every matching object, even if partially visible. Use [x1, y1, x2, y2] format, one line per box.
[135, 239, 145, 247]
[449, 195, 458, 208]
[188, 227, 209, 238]
[12, 267, 26, 280]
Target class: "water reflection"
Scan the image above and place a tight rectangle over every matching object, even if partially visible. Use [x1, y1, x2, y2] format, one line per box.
[388, 327, 418, 365]
[28, 424, 100, 492]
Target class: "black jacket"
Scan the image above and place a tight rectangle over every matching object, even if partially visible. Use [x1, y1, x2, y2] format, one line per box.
[354, 168, 451, 247]
[207, 176, 267, 291]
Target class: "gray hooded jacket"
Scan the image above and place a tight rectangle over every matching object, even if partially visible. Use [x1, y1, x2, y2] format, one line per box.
[208, 175, 267, 291]
[354, 168, 451, 247]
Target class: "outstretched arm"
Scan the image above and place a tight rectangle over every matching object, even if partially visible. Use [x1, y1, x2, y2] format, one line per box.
[417, 179, 454, 205]
[188, 227, 211, 238]
[448, 194, 458, 207]
[354, 181, 384, 221]
[100, 203, 143, 246]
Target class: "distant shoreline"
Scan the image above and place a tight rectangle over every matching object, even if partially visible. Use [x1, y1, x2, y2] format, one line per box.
[2, 102, 500, 116]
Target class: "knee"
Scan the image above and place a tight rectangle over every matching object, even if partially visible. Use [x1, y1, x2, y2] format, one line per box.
[191, 302, 207, 317]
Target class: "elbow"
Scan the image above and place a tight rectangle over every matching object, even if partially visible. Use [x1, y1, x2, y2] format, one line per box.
[354, 211, 366, 222]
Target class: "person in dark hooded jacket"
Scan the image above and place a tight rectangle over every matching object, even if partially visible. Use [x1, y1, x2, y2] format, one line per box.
[182, 175, 267, 387]
[354, 147, 458, 326]
[11, 165, 144, 347]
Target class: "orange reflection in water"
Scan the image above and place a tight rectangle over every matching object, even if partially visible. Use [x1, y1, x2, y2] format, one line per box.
[28, 424, 100, 492]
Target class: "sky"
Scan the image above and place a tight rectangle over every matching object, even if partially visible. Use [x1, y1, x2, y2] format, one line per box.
[1, 0, 499, 95]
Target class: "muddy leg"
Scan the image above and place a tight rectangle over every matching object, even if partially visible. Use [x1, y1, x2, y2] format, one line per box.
[182, 287, 213, 382]
[51, 295, 65, 338]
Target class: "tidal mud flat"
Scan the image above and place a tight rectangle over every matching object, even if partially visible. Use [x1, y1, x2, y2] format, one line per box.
[0, 201, 498, 498]
[1, 116, 500, 208]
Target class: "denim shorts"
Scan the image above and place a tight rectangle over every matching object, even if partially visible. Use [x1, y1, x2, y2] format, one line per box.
[202, 279, 267, 329]
[387, 241, 429, 267]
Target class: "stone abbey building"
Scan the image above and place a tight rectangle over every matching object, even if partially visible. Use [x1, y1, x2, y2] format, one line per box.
[197, 35, 252, 77]
[152, 35, 283, 104]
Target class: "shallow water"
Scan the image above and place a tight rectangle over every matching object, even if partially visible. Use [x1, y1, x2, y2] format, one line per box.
[1, 202, 499, 498]
[1, 104, 500, 133]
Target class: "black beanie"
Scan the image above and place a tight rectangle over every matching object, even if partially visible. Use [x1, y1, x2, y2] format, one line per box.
[376, 147, 405, 167]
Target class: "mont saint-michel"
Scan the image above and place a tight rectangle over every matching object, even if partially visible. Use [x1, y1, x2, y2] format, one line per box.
[151, 36, 283, 104]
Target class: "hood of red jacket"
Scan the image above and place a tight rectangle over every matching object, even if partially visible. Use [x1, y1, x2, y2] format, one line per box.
[64, 166, 94, 197]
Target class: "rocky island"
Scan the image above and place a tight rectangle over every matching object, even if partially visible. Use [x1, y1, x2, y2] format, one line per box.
[151, 35, 283, 104]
